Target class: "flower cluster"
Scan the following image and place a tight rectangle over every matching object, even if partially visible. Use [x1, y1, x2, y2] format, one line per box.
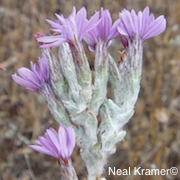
[37, 7, 99, 48]
[12, 53, 50, 92]
[83, 8, 119, 51]
[29, 125, 75, 161]
[36, 6, 166, 50]
[117, 6, 166, 47]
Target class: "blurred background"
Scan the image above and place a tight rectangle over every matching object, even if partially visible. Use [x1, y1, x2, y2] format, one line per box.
[0, 0, 180, 180]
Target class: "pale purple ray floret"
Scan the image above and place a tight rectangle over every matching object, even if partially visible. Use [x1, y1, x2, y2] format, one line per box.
[12, 53, 50, 92]
[37, 7, 99, 48]
[83, 8, 119, 51]
[117, 6, 166, 47]
[29, 125, 75, 161]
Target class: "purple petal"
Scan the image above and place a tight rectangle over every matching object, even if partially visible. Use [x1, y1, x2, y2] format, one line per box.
[37, 54, 49, 83]
[76, 7, 87, 36]
[37, 35, 63, 43]
[45, 19, 61, 29]
[12, 74, 39, 92]
[70, 6, 76, 18]
[55, 14, 66, 25]
[117, 26, 128, 36]
[46, 128, 60, 154]
[142, 16, 166, 40]
[100, 9, 112, 40]
[17, 68, 40, 86]
[141, 6, 150, 36]
[39, 39, 66, 48]
[58, 126, 69, 160]
[38, 136, 58, 157]
[66, 127, 75, 157]
[29, 145, 56, 157]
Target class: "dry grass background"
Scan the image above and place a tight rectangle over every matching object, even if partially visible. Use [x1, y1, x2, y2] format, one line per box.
[0, 0, 180, 180]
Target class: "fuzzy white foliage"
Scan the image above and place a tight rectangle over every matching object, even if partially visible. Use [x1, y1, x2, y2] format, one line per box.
[42, 37, 143, 180]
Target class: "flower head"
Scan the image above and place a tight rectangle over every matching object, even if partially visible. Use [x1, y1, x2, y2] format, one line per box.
[117, 6, 166, 47]
[12, 53, 50, 92]
[84, 8, 119, 51]
[37, 7, 99, 48]
[29, 125, 75, 161]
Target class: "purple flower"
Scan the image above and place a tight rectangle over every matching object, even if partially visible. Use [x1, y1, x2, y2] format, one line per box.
[12, 53, 50, 92]
[29, 125, 75, 161]
[37, 7, 99, 48]
[117, 6, 166, 47]
[84, 8, 119, 51]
